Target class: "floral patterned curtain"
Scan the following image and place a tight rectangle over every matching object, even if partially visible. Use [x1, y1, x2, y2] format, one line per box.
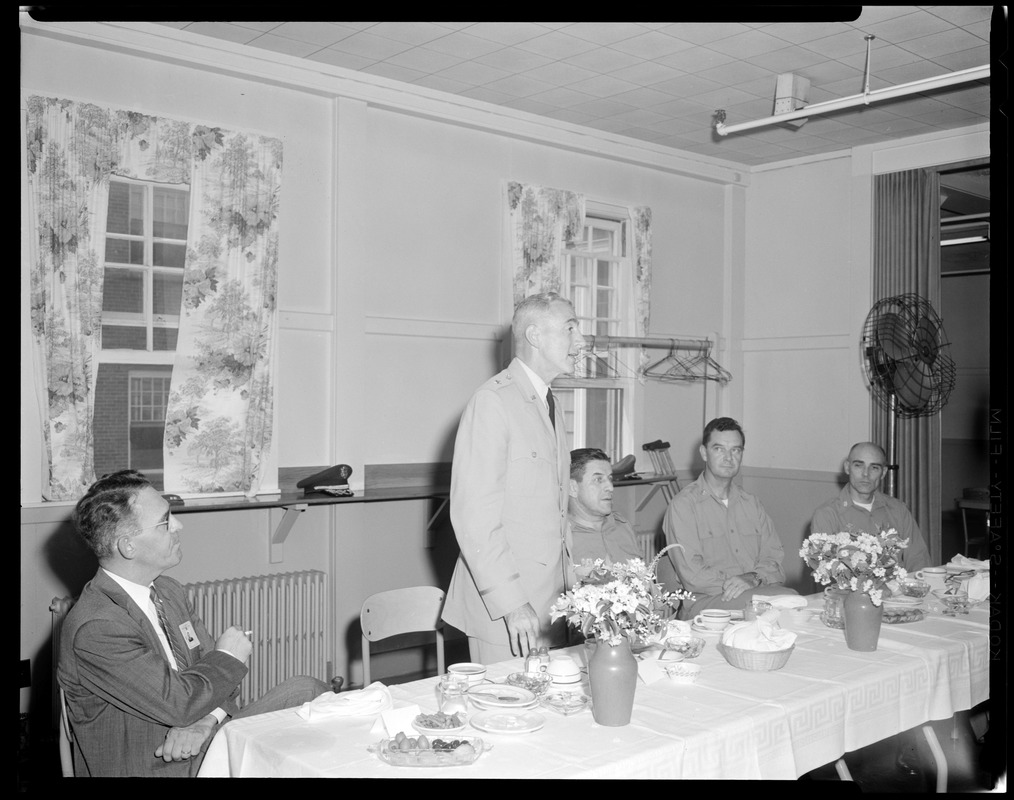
[628, 206, 652, 336]
[506, 181, 585, 304]
[506, 181, 652, 336]
[163, 130, 282, 494]
[25, 96, 281, 499]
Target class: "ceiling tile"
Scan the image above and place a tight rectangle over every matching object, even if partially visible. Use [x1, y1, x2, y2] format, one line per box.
[366, 21, 455, 46]
[464, 22, 558, 46]
[744, 44, 828, 74]
[421, 31, 506, 60]
[435, 61, 512, 87]
[899, 28, 991, 60]
[526, 86, 599, 109]
[608, 30, 702, 59]
[473, 47, 554, 74]
[183, 22, 262, 45]
[659, 22, 752, 45]
[515, 30, 599, 60]
[707, 29, 809, 59]
[762, 21, 853, 45]
[269, 21, 356, 47]
[655, 46, 737, 74]
[560, 22, 653, 46]
[565, 74, 641, 98]
[386, 47, 464, 74]
[862, 11, 954, 44]
[328, 31, 415, 60]
[247, 34, 320, 58]
[564, 47, 646, 75]
[305, 48, 377, 71]
[522, 61, 600, 87]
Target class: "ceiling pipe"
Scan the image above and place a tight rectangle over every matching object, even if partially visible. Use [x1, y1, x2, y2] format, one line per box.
[714, 64, 990, 137]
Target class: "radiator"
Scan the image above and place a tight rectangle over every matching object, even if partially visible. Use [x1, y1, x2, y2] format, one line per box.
[51, 569, 328, 713]
[185, 570, 328, 708]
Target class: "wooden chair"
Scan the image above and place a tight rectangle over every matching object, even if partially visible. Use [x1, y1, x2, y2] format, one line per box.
[360, 587, 446, 687]
[50, 596, 76, 777]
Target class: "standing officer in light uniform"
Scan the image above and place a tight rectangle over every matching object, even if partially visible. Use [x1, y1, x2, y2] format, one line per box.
[442, 292, 586, 664]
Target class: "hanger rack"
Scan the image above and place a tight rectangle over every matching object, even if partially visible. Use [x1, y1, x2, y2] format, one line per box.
[584, 335, 732, 385]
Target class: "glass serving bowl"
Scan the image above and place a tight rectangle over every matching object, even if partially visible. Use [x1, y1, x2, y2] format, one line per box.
[664, 635, 706, 659]
[899, 580, 931, 598]
[369, 736, 489, 767]
[505, 671, 553, 696]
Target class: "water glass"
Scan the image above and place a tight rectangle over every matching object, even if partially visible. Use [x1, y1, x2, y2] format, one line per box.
[821, 586, 847, 629]
[434, 674, 469, 715]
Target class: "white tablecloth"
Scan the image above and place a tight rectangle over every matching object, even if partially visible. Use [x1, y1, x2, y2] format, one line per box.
[198, 593, 989, 779]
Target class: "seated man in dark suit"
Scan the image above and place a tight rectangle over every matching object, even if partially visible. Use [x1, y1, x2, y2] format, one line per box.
[58, 470, 329, 777]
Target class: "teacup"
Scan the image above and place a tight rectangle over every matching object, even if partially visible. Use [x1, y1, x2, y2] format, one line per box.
[447, 662, 487, 687]
[693, 609, 732, 631]
[916, 567, 948, 593]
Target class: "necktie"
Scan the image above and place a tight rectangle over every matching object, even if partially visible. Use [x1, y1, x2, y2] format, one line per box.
[546, 389, 556, 430]
[150, 586, 188, 669]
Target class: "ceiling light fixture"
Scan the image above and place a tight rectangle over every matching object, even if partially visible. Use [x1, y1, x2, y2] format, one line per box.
[714, 34, 989, 137]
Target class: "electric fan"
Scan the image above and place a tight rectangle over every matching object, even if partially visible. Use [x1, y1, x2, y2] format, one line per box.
[860, 293, 956, 495]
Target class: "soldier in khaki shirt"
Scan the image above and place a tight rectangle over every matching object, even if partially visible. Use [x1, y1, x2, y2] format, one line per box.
[655, 417, 796, 619]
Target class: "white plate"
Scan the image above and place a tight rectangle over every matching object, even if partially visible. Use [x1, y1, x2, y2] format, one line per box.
[470, 709, 545, 734]
[884, 596, 922, 607]
[540, 693, 591, 716]
[467, 684, 538, 710]
[691, 622, 727, 635]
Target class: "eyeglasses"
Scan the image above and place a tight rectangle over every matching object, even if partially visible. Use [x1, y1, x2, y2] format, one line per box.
[120, 514, 173, 539]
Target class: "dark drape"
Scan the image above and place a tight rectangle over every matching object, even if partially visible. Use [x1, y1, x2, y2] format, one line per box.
[872, 169, 942, 563]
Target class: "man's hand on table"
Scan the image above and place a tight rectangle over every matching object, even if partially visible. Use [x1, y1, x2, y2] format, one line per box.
[722, 572, 761, 602]
[155, 714, 218, 762]
[504, 603, 541, 657]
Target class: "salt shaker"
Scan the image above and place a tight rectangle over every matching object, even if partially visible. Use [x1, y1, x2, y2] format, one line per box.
[525, 650, 542, 675]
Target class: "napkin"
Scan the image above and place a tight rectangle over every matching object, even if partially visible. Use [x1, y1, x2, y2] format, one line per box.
[295, 682, 393, 721]
[378, 704, 422, 737]
[950, 554, 990, 571]
[721, 610, 797, 651]
[965, 572, 990, 602]
[637, 658, 669, 685]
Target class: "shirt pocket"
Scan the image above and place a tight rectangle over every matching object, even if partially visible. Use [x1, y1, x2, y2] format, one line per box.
[700, 527, 734, 565]
[505, 442, 556, 498]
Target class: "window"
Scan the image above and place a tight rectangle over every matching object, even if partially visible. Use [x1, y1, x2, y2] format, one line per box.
[554, 212, 635, 461]
[94, 178, 189, 485]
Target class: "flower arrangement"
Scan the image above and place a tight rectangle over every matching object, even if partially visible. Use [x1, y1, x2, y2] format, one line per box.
[799, 528, 909, 606]
[550, 545, 693, 645]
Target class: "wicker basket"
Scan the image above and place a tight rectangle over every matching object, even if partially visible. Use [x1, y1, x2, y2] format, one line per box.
[718, 642, 794, 671]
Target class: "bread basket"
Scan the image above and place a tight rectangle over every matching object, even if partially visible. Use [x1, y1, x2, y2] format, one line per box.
[718, 642, 794, 671]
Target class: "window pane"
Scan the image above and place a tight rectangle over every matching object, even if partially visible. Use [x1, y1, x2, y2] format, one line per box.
[591, 227, 612, 251]
[104, 238, 145, 265]
[101, 325, 147, 349]
[102, 268, 143, 313]
[130, 425, 164, 469]
[153, 187, 189, 239]
[153, 242, 187, 268]
[152, 328, 179, 351]
[106, 183, 145, 236]
[153, 273, 183, 316]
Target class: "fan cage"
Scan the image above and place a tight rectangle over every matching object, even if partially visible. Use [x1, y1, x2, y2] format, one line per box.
[860, 293, 956, 418]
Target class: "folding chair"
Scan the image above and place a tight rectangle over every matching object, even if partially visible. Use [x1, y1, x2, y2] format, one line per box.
[360, 586, 446, 687]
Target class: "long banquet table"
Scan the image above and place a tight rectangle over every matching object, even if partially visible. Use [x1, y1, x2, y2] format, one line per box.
[197, 592, 990, 780]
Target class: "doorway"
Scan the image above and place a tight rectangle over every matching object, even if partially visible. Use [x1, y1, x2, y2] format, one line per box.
[938, 163, 989, 560]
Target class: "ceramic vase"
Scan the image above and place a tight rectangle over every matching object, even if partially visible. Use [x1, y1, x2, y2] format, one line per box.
[842, 590, 883, 651]
[587, 637, 637, 726]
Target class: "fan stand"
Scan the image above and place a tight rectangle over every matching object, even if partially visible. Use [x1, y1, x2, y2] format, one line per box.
[885, 394, 898, 498]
